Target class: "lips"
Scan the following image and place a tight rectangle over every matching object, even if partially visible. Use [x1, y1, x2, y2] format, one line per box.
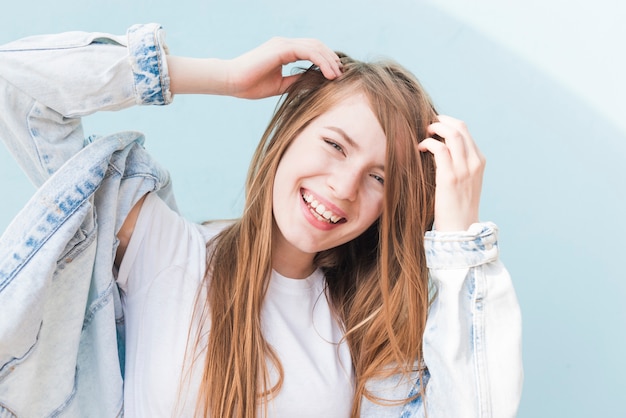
[301, 190, 346, 224]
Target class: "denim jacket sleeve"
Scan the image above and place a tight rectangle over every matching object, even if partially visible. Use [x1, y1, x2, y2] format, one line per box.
[0, 24, 174, 417]
[361, 223, 523, 418]
[0, 23, 171, 187]
[418, 222, 523, 417]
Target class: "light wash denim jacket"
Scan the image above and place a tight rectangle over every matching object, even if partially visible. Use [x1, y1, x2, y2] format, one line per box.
[0, 24, 522, 418]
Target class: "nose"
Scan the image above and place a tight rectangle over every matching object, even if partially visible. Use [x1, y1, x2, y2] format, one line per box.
[327, 167, 360, 202]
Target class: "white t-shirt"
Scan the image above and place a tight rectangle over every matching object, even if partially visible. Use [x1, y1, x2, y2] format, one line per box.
[117, 193, 354, 417]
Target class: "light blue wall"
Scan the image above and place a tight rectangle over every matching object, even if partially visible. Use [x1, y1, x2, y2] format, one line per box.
[1, 1, 624, 416]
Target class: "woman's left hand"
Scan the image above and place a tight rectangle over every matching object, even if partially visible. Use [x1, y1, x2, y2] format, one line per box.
[417, 115, 486, 232]
[225, 37, 343, 99]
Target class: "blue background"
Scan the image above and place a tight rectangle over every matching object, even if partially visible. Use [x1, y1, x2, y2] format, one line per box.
[1, 1, 624, 416]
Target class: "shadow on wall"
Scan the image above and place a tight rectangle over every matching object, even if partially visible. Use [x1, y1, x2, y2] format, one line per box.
[0, 2, 624, 417]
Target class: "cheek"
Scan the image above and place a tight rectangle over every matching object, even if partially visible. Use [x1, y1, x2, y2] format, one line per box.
[272, 156, 292, 199]
[359, 193, 384, 229]
[371, 190, 385, 214]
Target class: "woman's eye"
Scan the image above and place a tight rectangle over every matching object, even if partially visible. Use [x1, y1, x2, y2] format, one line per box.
[371, 174, 384, 185]
[324, 139, 343, 153]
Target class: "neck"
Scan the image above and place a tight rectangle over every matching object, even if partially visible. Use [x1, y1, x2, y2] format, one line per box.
[271, 225, 316, 280]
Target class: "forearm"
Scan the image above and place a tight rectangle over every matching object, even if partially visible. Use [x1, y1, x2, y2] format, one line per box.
[169, 37, 343, 99]
[168, 56, 233, 95]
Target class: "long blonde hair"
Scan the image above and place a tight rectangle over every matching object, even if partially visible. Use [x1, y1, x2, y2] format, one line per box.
[191, 54, 438, 418]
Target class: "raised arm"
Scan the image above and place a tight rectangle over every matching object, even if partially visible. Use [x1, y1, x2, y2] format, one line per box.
[360, 118, 522, 417]
[167, 37, 342, 98]
[416, 118, 522, 416]
[1, 24, 342, 265]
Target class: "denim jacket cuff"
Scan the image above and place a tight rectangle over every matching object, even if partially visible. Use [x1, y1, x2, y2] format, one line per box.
[425, 222, 499, 269]
[127, 23, 172, 106]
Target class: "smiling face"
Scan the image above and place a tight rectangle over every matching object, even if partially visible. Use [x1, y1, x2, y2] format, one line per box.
[271, 93, 387, 277]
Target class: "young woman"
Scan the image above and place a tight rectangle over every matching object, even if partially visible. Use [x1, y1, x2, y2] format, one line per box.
[0, 24, 522, 417]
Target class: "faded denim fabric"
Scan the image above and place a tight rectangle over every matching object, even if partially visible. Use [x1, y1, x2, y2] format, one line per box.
[361, 224, 523, 417]
[0, 24, 523, 417]
[0, 24, 174, 417]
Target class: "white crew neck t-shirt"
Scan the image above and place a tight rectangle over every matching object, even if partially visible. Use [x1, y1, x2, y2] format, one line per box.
[117, 193, 354, 417]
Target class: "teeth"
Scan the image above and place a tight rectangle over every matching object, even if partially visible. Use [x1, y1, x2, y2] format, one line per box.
[302, 192, 343, 224]
[311, 210, 328, 223]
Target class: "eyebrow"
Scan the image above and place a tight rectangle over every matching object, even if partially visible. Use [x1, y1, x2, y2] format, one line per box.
[325, 126, 359, 151]
[324, 126, 385, 172]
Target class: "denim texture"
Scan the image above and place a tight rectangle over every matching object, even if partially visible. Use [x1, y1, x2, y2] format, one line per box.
[0, 24, 522, 417]
[0, 24, 173, 417]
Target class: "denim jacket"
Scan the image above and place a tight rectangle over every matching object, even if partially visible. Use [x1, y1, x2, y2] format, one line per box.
[0, 24, 522, 417]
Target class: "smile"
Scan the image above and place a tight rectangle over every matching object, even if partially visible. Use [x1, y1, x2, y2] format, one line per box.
[301, 192, 345, 224]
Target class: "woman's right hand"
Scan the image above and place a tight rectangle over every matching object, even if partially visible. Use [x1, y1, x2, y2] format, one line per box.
[417, 115, 486, 232]
[167, 37, 342, 99]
